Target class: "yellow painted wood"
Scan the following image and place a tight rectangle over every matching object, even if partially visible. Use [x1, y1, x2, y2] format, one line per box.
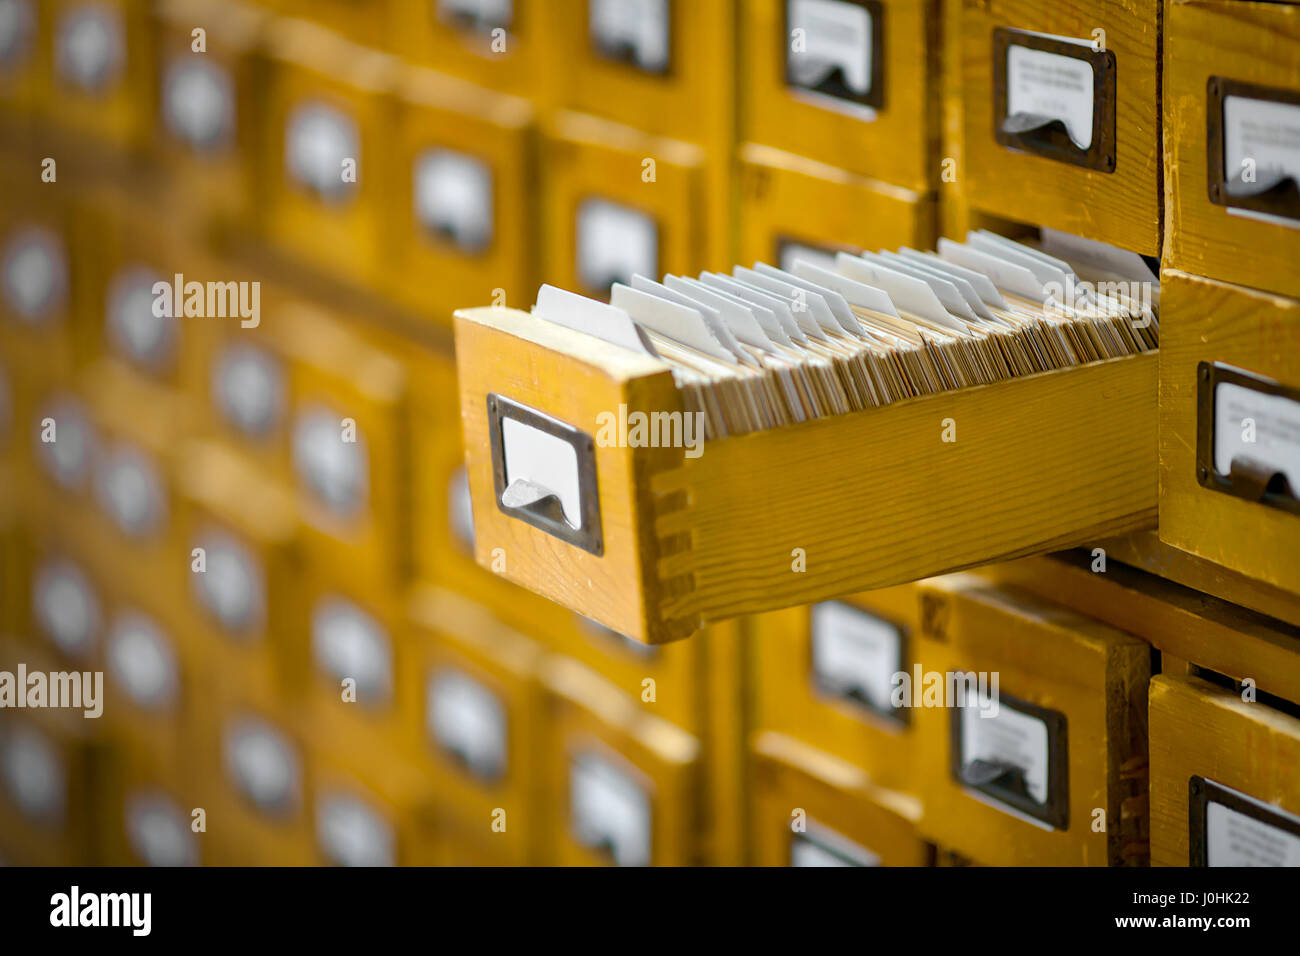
[390, 0, 551, 106]
[750, 730, 930, 867]
[175, 439, 305, 705]
[961, 0, 1162, 255]
[280, 303, 411, 591]
[736, 144, 937, 268]
[263, 18, 401, 292]
[984, 551, 1300, 704]
[1149, 674, 1300, 866]
[390, 68, 537, 325]
[539, 1, 734, 271]
[408, 586, 549, 866]
[739, 0, 940, 194]
[913, 575, 1150, 866]
[153, 0, 270, 233]
[0, 188, 78, 384]
[45, 0, 155, 154]
[1164, 0, 1300, 298]
[1100, 532, 1300, 628]
[456, 306, 1157, 643]
[750, 585, 923, 794]
[540, 654, 701, 866]
[309, 744, 440, 867]
[1159, 269, 1300, 594]
[541, 111, 712, 296]
[0, 648, 105, 863]
[275, 0, 397, 52]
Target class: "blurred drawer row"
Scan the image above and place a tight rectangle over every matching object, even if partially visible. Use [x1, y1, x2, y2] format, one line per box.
[749, 566, 1300, 867]
[9, 1, 1300, 276]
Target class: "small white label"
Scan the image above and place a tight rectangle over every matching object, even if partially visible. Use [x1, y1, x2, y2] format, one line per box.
[448, 465, 475, 551]
[810, 601, 902, 715]
[501, 417, 582, 528]
[438, 0, 514, 32]
[786, 0, 873, 97]
[286, 102, 359, 201]
[316, 792, 396, 867]
[223, 716, 300, 815]
[193, 529, 266, 637]
[1206, 787, 1300, 867]
[1214, 381, 1300, 491]
[791, 820, 881, 867]
[212, 344, 285, 439]
[960, 699, 1050, 806]
[125, 791, 198, 867]
[34, 397, 94, 490]
[312, 597, 393, 706]
[93, 443, 166, 540]
[780, 242, 840, 275]
[0, 723, 65, 824]
[33, 558, 100, 660]
[0, 0, 35, 70]
[589, 0, 669, 73]
[414, 150, 494, 253]
[1006, 43, 1095, 150]
[428, 669, 508, 780]
[107, 611, 180, 711]
[293, 405, 368, 520]
[163, 56, 235, 153]
[570, 750, 651, 867]
[55, 4, 124, 92]
[576, 198, 658, 295]
[106, 266, 177, 373]
[2, 226, 68, 325]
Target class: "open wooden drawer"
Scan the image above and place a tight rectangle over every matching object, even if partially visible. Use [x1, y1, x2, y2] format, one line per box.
[454, 306, 1157, 643]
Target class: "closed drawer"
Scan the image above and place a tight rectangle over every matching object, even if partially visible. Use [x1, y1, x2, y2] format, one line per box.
[543, 0, 733, 150]
[302, 572, 415, 763]
[1165, 0, 1300, 299]
[1159, 269, 1300, 594]
[176, 441, 305, 705]
[984, 551, 1300, 705]
[737, 144, 937, 271]
[392, 0, 548, 102]
[263, 18, 399, 292]
[960, 0, 1161, 255]
[739, 0, 939, 192]
[0, 0, 47, 122]
[541, 655, 701, 865]
[279, 305, 411, 590]
[542, 112, 714, 299]
[454, 304, 1156, 643]
[310, 745, 438, 866]
[45, 0, 155, 152]
[751, 730, 929, 866]
[204, 700, 316, 865]
[152, 0, 269, 231]
[0, 638, 104, 865]
[389, 68, 536, 324]
[751, 586, 921, 793]
[1150, 674, 1300, 867]
[408, 587, 549, 866]
[0, 191, 77, 382]
[912, 575, 1150, 866]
